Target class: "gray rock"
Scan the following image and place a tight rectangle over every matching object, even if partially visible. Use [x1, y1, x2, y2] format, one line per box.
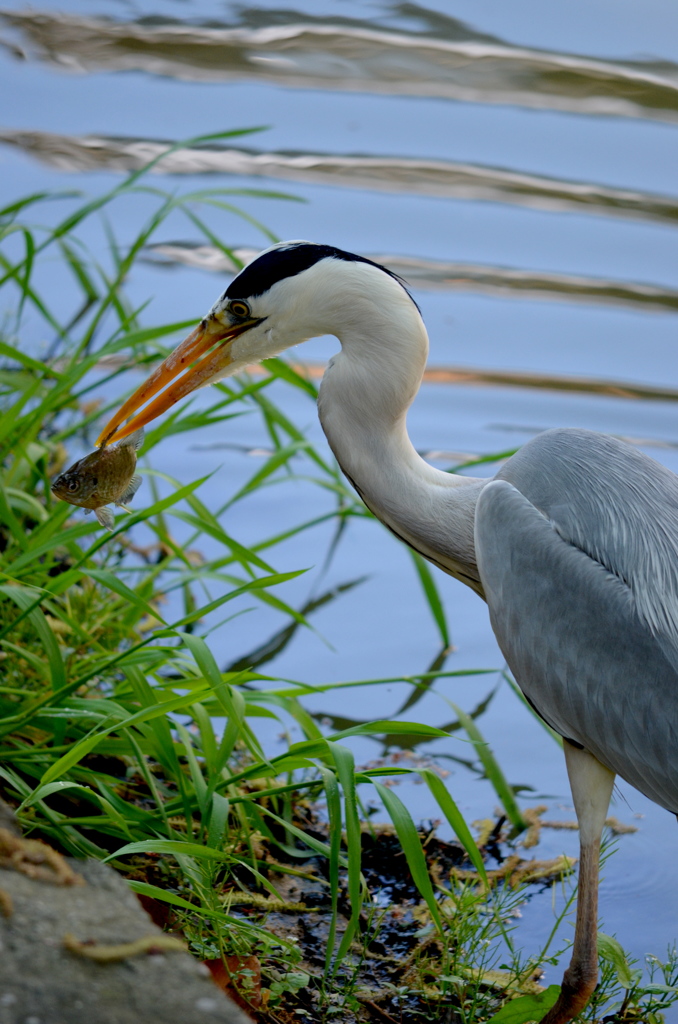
[0, 799, 19, 835]
[0, 856, 252, 1024]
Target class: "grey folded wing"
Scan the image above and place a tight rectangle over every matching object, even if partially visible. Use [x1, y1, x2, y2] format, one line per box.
[475, 478, 678, 815]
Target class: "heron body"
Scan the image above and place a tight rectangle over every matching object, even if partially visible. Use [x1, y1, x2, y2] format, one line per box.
[99, 242, 678, 1023]
[484, 430, 678, 814]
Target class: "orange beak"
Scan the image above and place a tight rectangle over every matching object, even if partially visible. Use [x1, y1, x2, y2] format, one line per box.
[95, 315, 258, 447]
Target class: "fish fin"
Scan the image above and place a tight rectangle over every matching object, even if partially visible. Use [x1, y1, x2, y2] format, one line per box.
[95, 506, 115, 531]
[117, 474, 142, 505]
[120, 427, 145, 452]
[84, 508, 92, 515]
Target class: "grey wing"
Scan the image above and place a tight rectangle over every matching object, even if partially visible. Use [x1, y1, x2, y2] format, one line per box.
[475, 478, 678, 815]
[117, 474, 142, 506]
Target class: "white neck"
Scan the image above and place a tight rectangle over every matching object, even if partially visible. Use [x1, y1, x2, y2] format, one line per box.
[313, 265, 485, 593]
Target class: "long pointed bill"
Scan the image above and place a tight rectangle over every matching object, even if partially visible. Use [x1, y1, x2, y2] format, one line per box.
[96, 316, 257, 447]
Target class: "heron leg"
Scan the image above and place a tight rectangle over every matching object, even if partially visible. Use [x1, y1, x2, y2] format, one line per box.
[541, 741, 615, 1024]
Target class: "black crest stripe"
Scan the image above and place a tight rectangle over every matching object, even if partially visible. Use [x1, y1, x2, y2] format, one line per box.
[224, 243, 418, 309]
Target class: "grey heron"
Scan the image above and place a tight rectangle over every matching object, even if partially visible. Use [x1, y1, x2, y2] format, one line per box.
[98, 241, 678, 1024]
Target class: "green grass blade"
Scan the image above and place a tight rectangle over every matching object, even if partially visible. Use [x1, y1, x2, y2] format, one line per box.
[105, 839, 231, 863]
[372, 780, 444, 934]
[419, 768, 487, 882]
[503, 672, 563, 747]
[410, 550, 451, 648]
[176, 722, 208, 814]
[329, 720, 450, 741]
[328, 742, 363, 965]
[0, 583, 65, 691]
[38, 689, 211, 786]
[450, 702, 526, 831]
[484, 987, 560, 1023]
[191, 701, 218, 777]
[206, 792, 230, 851]
[82, 569, 168, 625]
[319, 765, 342, 974]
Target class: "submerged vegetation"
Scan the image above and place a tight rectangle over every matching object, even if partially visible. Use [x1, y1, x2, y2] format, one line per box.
[0, 150, 676, 1022]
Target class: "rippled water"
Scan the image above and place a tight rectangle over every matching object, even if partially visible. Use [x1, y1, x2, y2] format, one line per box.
[2, 0, 678, 998]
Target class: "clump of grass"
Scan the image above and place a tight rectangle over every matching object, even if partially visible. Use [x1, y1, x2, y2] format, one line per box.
[0, 147, 675, 1022]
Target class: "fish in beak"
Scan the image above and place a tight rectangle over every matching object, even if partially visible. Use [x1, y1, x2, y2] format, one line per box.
[95, 313, 259, 447]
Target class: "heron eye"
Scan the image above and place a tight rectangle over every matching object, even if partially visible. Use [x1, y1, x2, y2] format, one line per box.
[228, 300, 250, 319]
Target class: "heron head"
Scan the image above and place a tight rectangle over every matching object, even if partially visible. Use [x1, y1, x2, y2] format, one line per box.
[96, 241, 416, 446]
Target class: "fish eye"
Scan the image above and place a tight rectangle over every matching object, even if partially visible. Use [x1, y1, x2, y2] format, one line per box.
[67, 479, 78, 492]
[228, 300, 250, 319]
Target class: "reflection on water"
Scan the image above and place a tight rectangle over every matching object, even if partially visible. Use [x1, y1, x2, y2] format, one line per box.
[4, 128, 678, 227]
[85, 345, 678, 403]
[143, 241, 678, 314]
[224, 576, 367, 673]
[257, 360, 678, 402]
[3, 7, 678, 122]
